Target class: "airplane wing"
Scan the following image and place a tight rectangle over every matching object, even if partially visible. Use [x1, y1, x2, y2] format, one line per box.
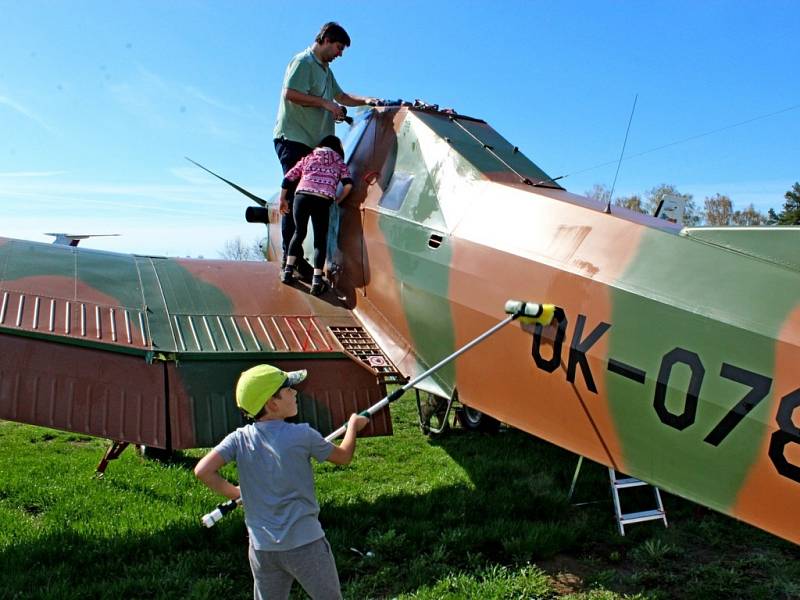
[0, 236, 397, 450]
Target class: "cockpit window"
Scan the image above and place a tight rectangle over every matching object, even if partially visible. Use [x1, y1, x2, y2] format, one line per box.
[379, 172, 414, 211]
[340, 110, 372, 163]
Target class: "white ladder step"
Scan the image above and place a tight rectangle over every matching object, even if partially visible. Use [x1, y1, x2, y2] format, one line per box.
[619, 509, 666, 525]
[609, 468, 668, 535]
[613, 477, 649, 489]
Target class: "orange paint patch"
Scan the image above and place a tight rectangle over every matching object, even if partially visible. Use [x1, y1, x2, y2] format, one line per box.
[2, 275, 146, 347]
[352, 209, 417, 375]
[733, 304, 800, 545]
[5, 275, 121, 306]
[450, 193, 644, 469]
[177, 259, 295, 315]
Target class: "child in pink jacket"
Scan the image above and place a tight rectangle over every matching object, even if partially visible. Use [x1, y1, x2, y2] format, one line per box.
[279, 135, 353, 295]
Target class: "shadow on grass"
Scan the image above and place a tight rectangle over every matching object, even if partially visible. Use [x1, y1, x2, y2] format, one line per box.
[320, 428, 624, 598]
[0, 518, 252, 599]
[3, 423, 798, 600]
[341, 426, 800, 600]
[0, 427, 610, 599]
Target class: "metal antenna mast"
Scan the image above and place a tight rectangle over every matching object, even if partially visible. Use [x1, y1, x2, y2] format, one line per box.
[605, 94, 638, 214]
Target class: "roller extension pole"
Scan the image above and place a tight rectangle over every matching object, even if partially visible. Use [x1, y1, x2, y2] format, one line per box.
[201, 497, 242, 528]
[201, 299, 557, 527]
[324, 300, 556, 442]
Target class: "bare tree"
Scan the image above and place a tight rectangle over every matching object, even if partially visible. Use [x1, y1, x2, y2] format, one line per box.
[704, 195, 767, 226]
[731, 204, 767, 226]
[614, 194, 644, 213]
[219, 237, 266, 261]
[704, 194, 733, 226]
[585, 184, 611, 205]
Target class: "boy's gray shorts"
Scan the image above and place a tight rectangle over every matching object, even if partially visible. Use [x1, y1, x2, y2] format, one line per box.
[249, 536, 342, 600]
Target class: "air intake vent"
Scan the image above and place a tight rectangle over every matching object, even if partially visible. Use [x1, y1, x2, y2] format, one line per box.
[428, 234, 444, 249]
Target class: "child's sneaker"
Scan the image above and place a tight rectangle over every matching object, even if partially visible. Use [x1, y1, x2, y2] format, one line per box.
[295, 257, 315, 283]
[310, 275, 328, 296]
[281, 265, 295, 284]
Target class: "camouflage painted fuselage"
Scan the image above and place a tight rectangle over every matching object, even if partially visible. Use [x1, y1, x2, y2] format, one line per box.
[292, 107, 797, 545]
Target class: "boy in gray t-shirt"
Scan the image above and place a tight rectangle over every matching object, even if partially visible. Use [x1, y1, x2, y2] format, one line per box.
[195, 364, 368, 600]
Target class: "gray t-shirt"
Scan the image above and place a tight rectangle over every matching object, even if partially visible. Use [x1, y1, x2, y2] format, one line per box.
[273, 47, 343, 148]
[215, 420, 334, 551]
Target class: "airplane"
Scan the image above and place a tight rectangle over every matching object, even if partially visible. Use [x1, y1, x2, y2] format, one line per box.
[1, 102, 798, 546]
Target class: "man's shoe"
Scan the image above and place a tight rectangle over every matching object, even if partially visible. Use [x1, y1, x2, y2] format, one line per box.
[309, 275, 328, 296]
[281, 265, 295, 284]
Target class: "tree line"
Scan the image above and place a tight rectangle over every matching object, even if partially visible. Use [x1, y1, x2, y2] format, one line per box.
[585, 181, 800, 226]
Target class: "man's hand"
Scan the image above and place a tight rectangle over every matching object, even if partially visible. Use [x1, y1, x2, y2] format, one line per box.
[324, 100, 345, 121]
[279, 199, 290, 215]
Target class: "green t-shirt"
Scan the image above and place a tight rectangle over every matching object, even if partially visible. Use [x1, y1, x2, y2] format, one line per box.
[273, 48, 343, 148]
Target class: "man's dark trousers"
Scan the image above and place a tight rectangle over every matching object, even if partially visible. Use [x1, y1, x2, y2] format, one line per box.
[274, 138, 314, 277]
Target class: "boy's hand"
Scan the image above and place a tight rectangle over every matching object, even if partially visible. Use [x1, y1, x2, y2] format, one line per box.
[348, 413, 369, 433]
[279, 199, 289, 215]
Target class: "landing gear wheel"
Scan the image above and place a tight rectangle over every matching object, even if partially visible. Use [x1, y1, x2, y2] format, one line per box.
[416, 391, 451, 435]
[457, 405, 501, 433]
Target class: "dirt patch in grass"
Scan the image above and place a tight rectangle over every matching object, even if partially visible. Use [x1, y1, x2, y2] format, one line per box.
[22, 503, 44, 517]
[67, 436, 96, 446]
[538, 554, 590, 594]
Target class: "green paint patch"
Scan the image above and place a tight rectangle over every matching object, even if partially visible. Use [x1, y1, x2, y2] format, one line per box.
[0, 239, 144, 308]
[150, 258, 234, 316]
[378, 120, 457, 395]
[608, 228, 800, 511]
[380, 219, 456, 394]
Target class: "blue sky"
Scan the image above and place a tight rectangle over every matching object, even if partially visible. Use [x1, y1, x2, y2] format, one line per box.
[2, 1, 798, 257]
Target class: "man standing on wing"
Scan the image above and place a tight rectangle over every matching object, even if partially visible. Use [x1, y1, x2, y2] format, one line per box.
[273, 21, 377, 280]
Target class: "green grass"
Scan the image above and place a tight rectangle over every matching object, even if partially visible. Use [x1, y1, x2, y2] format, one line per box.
[1, 393, 798, 599]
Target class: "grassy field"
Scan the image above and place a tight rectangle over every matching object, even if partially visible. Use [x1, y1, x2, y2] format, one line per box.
[1, 392, 798, 599]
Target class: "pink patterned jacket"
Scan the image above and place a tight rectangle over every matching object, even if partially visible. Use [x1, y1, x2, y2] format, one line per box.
[282, 148, 353, 201]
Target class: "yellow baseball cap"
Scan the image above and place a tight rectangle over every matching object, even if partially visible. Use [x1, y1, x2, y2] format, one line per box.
[235, 364, 307, 417]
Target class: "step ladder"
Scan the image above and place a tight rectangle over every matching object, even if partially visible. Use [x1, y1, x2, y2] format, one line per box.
[609, 468, 668, 535]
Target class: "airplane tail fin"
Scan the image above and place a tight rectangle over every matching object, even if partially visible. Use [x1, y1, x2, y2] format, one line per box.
[654, 194, 687, 224]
